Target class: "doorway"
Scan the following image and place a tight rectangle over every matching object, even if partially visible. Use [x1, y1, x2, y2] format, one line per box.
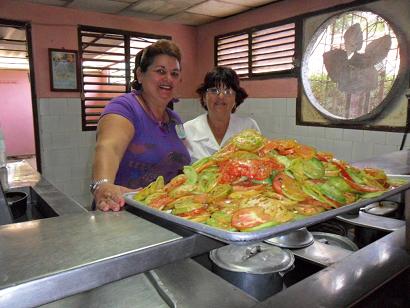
[0, 19, 39, 171]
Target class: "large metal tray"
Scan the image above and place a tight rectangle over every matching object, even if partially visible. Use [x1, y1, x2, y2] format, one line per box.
[124, 175, 410, 245]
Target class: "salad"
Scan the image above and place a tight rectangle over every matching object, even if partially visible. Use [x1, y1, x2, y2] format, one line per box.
[133, 129, 402, 232]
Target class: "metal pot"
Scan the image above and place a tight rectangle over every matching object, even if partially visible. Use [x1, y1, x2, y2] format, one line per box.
[362, 201, 400, 218]
[5, 191, 28, 220]
[209, 243, 294, 301]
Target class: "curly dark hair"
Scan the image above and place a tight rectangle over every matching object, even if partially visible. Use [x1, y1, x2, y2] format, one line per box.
[196, 66, 248, 113]
[131, 39, 182, 90]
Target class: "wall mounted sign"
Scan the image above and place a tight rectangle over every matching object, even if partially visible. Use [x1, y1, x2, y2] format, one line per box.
[49, 49, 79, 91]
[297, 0, 409, 131]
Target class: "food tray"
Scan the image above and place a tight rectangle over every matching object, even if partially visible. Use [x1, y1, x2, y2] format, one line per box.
[124, 175, 410, 245]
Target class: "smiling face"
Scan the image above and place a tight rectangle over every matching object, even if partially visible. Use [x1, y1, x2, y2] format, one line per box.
[137, 54, 181, 106]
[205, 83, 236, 121]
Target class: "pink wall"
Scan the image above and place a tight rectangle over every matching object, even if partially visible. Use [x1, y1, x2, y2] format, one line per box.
[196, 0, 355, 98]
[0, 0, 357, 100]
[0, 0, 198, 98]
[0, 70, 35, 156]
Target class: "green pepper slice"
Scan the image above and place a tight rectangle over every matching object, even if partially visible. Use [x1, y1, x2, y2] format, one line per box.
[183, 166, 198, 185]
[318, 183, 346, 204]
[241, 220, 279, 232]
[303, 157, 325, 179]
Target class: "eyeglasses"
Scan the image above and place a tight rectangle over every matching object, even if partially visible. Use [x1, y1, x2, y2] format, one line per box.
[206, 87, 235, 96]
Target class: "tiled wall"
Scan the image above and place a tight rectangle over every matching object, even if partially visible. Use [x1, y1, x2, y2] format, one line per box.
[37, 97, 408, 208]
[37, 98, 95, 208]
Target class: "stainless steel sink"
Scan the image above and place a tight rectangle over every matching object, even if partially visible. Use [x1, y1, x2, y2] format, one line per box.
[0, 185, 58, 225]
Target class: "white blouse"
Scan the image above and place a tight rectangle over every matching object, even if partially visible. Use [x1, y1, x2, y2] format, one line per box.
[183, 113, 261, 163]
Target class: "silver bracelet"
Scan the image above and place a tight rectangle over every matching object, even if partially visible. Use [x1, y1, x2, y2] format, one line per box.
[90, 179, 110, 194]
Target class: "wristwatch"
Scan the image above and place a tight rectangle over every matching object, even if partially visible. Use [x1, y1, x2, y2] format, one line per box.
[90, 179, 110, 194]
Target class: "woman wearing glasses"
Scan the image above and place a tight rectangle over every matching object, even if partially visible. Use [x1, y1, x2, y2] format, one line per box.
[91, 40, 190, 211]
[184, 66, 260, 162]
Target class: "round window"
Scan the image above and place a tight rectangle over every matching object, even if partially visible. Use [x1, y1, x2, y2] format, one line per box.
[301, 10, 405, 122]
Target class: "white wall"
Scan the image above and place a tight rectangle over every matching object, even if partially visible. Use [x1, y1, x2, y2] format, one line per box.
[37, 98, 95, 208]
[36, 97, 407, 209]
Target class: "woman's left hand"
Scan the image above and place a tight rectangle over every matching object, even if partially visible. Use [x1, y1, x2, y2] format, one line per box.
[95, 183, 136, 212]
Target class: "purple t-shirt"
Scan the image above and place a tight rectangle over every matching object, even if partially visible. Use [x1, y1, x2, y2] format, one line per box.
[101, 91, 190, 189]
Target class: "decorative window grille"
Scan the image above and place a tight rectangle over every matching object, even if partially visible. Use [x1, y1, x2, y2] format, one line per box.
[78, 26, 169, 130]
[216, 20, 300, 79]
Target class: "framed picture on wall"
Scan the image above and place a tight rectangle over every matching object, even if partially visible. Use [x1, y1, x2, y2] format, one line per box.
[49, 49, 79, 91]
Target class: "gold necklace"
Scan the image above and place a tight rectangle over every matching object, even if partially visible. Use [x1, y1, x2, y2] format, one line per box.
[136, 93, 168, 125]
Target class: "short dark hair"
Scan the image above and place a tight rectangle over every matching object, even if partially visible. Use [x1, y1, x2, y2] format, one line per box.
[196, 66, 248, 112]
[131, 39, 182, 90]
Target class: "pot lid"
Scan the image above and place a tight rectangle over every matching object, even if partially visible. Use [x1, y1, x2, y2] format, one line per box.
[265, 227, 314, 249]
[209, 243, 294, 274]
[311, 232, 359, 251]
[363, 201, 399, 216]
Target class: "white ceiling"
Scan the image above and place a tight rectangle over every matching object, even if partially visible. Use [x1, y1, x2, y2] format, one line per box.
[25, 0, 283, 26]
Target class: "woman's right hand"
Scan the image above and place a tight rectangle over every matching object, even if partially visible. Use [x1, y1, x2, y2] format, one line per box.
[94, 183, 135, 212]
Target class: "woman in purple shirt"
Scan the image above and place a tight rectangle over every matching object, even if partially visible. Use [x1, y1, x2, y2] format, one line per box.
[91, 40, 190, 211]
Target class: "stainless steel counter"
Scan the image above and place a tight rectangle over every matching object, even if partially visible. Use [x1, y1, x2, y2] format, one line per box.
[256, 227, 410, 308]
[0, 212, 182, 307]
[43, 259, 257, 308]
[0, 152, 409, 308]
[0, 161, 224, 307]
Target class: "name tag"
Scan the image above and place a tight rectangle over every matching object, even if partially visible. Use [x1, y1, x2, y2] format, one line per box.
[175, 124, 186, 139]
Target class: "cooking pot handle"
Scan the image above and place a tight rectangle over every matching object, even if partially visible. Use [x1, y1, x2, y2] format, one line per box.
[242, 245, 262, 260]
[279, 264, 295, 277]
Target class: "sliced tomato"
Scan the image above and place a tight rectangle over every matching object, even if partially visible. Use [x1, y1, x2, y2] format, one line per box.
[332, 161, 354, 181]
[177, 207, 207, 218]
[272, 173, 285, 194]
[258, 140, 299, 157]
[323, 195, 343, 208]
[343, 192, 357, 204]
[164, 174, 187, 192]
[149, 196, 175, 210]
[278, 148, 295, 155]
[232, 184, 265, 191]
[272, 172, 307, 201]
[231, 207, 272, 230]
[294, 203, 326, 216]
[294, 144, 315, 159]
[195, 160, 217, 173]
[213, 143, 237, 161]
[316, 151, 333, 162]
[332, 162, 383, 192]
[343, 177, 384, 192]
[363, 168, 388, 187]
[363, 168, 387, 180]
[219, 158, 283, 183]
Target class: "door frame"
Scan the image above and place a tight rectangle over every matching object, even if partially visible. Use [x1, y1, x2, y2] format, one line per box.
[0, 18, 41, 172]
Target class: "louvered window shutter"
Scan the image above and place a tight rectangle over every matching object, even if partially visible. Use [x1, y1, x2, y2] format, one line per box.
[79, 26, 168, 130]
[251, 23, 295, 74]
[216, 32, 249, 78]
[216, 21, 297, 79]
